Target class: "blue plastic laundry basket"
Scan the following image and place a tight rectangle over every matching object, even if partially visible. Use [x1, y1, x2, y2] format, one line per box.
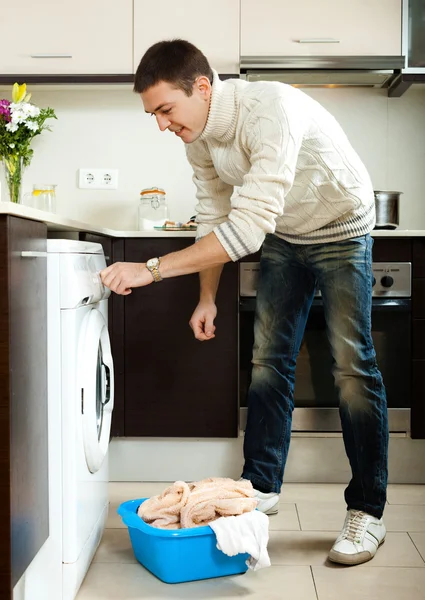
[117, 498, 250, 584]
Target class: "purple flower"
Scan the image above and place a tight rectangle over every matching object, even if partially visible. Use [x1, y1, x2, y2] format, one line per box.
[0, 99, 11, 122]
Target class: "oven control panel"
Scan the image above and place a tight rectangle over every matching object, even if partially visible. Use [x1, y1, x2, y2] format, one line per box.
[372, 262, 411, 297]
[240, 262, 412, 298]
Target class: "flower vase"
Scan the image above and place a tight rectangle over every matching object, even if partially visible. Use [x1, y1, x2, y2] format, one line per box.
[1, 155, 25, 203]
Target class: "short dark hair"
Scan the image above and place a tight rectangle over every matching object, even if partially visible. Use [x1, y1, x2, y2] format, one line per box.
[134, 39, 213, 96]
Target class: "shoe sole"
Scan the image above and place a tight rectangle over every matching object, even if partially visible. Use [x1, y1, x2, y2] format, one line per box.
[328, 537, 386, 566]
[264, 506, 279, 515]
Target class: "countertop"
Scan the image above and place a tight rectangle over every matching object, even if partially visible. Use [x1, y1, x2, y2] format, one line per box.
[0, 203, 196, 237]
[1, 202, 425, 238]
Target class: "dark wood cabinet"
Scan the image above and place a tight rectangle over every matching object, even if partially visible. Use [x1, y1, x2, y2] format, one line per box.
[0, 216, 48, 599]
[119, 238, 239, 438]
[413, 238, 425, 278]
[411, 239, 425, 439]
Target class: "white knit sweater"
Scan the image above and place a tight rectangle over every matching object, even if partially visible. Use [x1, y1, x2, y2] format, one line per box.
[185, 71, 375, 262]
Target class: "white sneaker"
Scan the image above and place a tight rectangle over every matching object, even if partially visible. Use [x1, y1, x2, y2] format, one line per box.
[254, 489, 280, 515]
[329, 509, 386, 566]
[239, 478, 280, 515]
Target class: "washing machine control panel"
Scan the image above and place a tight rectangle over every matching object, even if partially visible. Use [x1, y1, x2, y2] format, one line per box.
[60, 252, 110, 308]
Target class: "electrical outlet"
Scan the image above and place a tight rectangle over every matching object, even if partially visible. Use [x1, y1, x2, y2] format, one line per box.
[78, 169, 97, 188]
[99, 169, 118, 189]
[78, 168, 119, 190]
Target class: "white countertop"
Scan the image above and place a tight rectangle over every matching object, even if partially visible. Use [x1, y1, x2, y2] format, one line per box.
[0, 202, 197, 237]
[1, 202, 425, 238]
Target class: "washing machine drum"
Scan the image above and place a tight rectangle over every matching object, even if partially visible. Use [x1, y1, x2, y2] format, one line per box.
[78, 308, 115, 473]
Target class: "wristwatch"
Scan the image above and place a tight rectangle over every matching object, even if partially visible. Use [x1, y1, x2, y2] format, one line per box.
[146, 257, 162, 282]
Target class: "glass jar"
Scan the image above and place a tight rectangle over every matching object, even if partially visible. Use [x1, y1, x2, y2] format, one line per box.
[23, 184, 57, 213]
[138, 187, 168, 230]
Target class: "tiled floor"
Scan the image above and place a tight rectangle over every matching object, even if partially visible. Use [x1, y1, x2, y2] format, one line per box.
[76, 483, 425, 599]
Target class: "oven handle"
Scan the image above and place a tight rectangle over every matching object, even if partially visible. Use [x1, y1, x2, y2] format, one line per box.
[239, 297, 411, 313]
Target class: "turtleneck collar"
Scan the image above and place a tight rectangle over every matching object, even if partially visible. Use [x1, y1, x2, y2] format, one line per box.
[199, 70, 238, 143]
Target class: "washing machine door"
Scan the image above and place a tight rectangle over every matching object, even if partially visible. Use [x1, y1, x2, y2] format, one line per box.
[79, 308, 115, 473]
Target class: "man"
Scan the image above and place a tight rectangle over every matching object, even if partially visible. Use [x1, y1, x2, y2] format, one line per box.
[100, 40, 388, 566]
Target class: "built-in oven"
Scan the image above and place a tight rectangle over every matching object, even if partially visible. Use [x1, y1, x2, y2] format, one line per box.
[239, 262, 412, 433]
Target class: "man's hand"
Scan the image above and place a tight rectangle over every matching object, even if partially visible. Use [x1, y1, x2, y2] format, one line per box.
[189, 301, 217, 341]
[100, 262, 153, 295]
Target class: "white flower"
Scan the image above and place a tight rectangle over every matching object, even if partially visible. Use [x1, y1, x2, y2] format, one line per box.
[12, 113, 24, 122]
[6, 122, 19, 132]
[10, 102, 39, 120]
[8, 143, 15, 149]
[27, 105, 40, 118]
[25, 121, 39, 132]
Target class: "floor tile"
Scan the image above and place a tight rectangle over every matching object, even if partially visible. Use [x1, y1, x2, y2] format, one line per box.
[107, 482, 171, 528]
[312, 566, 425, 600]
[281, 483, 346, 504]
[92, 529, 137, 564]
[296, 502, 425, 532]
[109, 481, 169, 504]
[383, 504, 425, 532]
[387, 485, 425, 505]
[267, 503, 301, 531]
[106, 502, 127, 528]
[409, 533, 425, 563]
[268, 531, 425, 568]
[76, 563, 317, 599]
[296, 502, 353, 532]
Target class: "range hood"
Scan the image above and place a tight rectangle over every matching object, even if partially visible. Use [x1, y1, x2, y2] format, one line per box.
[240, 56, 406, 89]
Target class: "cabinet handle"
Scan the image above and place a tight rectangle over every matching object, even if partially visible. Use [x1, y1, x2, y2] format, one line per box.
[30, 54, 73, 59]
[20, 251, 47, 258]
[297, 38, 340, 43]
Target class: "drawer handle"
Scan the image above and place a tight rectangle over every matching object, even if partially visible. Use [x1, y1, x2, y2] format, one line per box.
[30, 54, 73, 58]
[297, 38, 340, 43]
[20, 251, 47, 258]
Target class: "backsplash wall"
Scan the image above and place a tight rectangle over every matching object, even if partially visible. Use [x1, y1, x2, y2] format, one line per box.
[13, 84, 425, 231]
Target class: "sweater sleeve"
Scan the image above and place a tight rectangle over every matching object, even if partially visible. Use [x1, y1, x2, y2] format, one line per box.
[185, 140, 234, 241]
[214, 98, 304, 261]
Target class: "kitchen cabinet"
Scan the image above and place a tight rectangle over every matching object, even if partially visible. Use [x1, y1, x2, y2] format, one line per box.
[133, 0, 240, 74]
[117, 238, 239, 437]
[241, 0, 402, 57]
[0, 0, 133, 75]
[412, 238, 425, 439]
[404, 0, 425, 70]
[0, 216, 48, 598]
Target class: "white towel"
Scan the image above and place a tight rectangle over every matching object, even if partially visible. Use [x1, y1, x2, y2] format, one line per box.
[209, 510, 271, 571]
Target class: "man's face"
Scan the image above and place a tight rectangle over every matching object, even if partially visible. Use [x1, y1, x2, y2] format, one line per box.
[141, 76, 211, 144]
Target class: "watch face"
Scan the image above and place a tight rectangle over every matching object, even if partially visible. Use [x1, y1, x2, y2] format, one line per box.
[147, 258, 159, 269]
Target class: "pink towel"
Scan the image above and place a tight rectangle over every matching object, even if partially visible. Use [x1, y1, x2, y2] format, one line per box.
[137, 481, 191, 529]
[137, 477, 258, 529]
[181, 495, 258, 528]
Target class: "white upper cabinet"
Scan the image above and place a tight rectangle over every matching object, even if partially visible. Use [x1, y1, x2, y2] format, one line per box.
[133, 0, 240, 74]
[0, 0, 133, 74]
[241, 0, 402, 57]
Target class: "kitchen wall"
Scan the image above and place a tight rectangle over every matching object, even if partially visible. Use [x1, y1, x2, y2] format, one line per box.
[16, 83, 425, 231]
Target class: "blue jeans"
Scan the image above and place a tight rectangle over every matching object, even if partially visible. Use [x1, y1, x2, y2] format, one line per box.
[242, 233, 388, 519]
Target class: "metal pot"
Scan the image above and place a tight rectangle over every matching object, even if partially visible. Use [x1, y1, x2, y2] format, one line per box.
[374, 190, 402, 229]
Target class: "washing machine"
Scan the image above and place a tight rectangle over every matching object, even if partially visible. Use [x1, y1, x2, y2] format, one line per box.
[47, 239, 114, 600]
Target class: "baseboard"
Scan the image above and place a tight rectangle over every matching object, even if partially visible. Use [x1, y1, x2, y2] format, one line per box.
[109, 434, 425, 484]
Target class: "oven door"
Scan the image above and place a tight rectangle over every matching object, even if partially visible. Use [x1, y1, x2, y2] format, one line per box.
[239, 297, 411, 433]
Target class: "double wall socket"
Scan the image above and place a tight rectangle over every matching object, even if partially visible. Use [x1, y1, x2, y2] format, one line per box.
[78, 168, 119, 190]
